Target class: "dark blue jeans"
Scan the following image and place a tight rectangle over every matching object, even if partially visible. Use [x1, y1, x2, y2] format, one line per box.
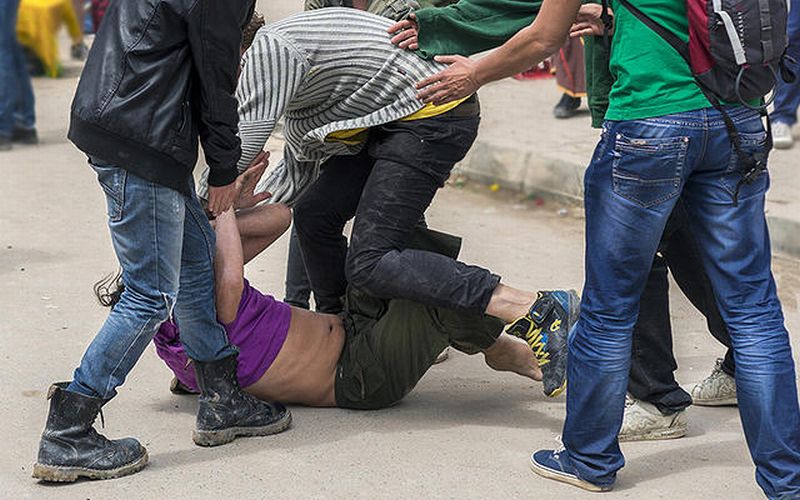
[629, 200, 734, 413]
[69, 161, 236, 399]
[564, 106, 800, 498]
[0, 0, 35, 137]
[770, 0, 800, 126]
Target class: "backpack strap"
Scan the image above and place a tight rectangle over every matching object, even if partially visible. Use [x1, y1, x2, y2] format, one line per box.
[616, 0, 690, 61]
[616, 0, 768, 206]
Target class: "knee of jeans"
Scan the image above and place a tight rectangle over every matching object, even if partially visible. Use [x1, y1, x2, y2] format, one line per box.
[730, 328, 794, 373]
[121, 285, 177, 324]
[345, 249, 383, 293]
[571, 317, 634, 367]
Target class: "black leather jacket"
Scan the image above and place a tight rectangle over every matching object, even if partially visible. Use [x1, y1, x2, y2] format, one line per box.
[68, 0, 255, 195]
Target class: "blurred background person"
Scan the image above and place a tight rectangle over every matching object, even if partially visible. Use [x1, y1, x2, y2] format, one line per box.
[771, 0, 799, 149]
[0, 0, 37, 151]
[551, 37, 586, 119]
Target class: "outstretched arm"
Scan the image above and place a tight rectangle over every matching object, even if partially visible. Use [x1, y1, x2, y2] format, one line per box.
[415, 0, 604, 104]
[213, 210, 246, 324]
[212, 159, 293, 323]
[213, 204, 292, 323]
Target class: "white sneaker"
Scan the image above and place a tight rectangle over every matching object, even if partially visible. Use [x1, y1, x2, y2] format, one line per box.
[434, 347, 450, 364]
[691, 358, 737, 406]
[772, 121, 794, 149]
[618, 395, 688, 442]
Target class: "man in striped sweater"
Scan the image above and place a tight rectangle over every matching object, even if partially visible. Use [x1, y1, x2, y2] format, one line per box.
[202, 8, 576, 397]
[281, 0, 419, 315]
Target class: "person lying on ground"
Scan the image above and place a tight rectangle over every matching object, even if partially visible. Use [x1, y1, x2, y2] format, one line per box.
[95, 190, 566, 409]
[194, 9, 578, 398]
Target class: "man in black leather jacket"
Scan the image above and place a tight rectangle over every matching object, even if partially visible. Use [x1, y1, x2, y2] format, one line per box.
[33, 1, 291, 483]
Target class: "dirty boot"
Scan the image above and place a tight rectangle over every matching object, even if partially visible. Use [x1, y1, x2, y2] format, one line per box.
[32, 383, 148, 482]
[193, 353, 292, 447]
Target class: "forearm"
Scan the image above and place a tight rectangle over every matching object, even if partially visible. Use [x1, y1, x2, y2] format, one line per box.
[472, 0, 582, 86]
[213, 210, 245, 323]
[188, 0, 254, 187]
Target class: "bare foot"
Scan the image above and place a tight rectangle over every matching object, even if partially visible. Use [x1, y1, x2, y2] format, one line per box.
[483, 335, 543, 382]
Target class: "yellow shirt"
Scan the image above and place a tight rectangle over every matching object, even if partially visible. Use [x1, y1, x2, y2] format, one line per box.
[325, 96, 470, 146]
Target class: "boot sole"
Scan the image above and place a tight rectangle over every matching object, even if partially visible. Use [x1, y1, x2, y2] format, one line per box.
[32, 451, 148, 482]
[619, 425, 687, 442]
[529, 456, 612, 492]
[193, 411, 292, 447]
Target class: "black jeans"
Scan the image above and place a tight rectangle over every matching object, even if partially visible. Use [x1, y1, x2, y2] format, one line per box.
[294, 97, 500, 314]
[283, 224, 312, 310]
[629, 200, 735, 413]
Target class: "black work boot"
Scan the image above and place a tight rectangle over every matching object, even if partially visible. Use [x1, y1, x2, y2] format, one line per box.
[32, 383, 148, 482]
[193, 354, 292, 447]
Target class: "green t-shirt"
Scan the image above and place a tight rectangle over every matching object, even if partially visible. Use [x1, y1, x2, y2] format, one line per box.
[605, 0, 710, 120]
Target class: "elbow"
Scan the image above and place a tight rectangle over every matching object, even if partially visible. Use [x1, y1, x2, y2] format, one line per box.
[275, 204, 292, 235]
[538, 37, 565, 57]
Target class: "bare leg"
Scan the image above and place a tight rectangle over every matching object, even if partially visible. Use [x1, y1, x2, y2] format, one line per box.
[483, 334, 543, 382]
[485, 283, 537, 323]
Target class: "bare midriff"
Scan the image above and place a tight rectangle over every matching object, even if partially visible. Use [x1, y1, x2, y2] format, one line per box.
[245, 306, 345, 407]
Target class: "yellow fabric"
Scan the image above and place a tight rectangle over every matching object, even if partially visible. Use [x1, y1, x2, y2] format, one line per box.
[400, 96, 469, 121]
[16, 0, 82, 78]
[325, 127, 371, 146]
[325, 96, 471, 145]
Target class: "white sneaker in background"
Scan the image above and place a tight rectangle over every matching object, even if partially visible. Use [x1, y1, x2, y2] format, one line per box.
[619, 395, 688, 442]
[691, 358, 738, 406]
[772, 121, 794, 149]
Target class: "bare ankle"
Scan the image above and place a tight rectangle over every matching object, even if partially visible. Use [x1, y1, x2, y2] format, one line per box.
[485, 284, 536, 323]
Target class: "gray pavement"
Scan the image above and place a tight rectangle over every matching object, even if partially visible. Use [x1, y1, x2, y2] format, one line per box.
[2, 5, 800, 499]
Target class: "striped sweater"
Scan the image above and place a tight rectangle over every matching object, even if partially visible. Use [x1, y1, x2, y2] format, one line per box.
[199, 8, 452, 205]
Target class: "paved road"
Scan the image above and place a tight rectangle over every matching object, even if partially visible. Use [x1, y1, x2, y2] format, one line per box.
[1, 8, 800, 499]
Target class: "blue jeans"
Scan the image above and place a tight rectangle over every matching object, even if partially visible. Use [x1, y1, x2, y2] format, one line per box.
[0, 0, 35, 137]
[68, 161, 236, 400]
[770, 0, 800, 126]
[563, 107, 800, 498]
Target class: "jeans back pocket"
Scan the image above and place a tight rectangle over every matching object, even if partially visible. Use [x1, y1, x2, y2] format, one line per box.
[720, 131, 770, 201]
[612, 132, 689, 208]
[90, 161, 127, 222]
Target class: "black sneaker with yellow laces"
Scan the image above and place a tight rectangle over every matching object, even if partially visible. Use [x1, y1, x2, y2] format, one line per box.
[506, 290, 580, 397]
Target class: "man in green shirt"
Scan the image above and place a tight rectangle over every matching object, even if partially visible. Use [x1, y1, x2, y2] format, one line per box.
[402, 0, 800, 496]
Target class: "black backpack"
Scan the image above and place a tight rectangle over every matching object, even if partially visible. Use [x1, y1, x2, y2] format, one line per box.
[602, 0, 795, 203]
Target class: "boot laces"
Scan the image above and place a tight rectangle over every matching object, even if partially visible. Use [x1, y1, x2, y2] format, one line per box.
[525, 326, 550, 366]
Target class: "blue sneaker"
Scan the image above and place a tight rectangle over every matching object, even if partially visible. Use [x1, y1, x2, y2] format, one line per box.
[505, 290, 579, 397]
[529, 449, 613, 492]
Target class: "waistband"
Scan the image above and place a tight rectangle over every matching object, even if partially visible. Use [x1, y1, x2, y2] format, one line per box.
[617, 106, 761, 129]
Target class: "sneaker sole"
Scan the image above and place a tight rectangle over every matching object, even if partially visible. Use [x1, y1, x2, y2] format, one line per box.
[545, 380, 567, 398]
[691, 397, 738, 407]
[32, 450, 148, 482]
[619, 425, 687, 442]
[193, 411, 292, 447]
[529, 456, 612, 492]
